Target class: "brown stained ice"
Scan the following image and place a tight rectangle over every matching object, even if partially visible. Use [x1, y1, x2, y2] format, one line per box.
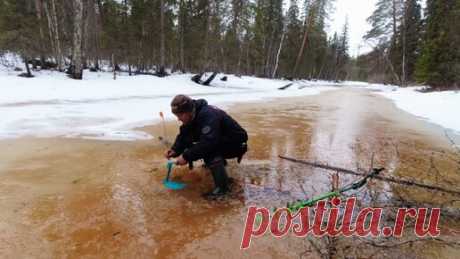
[0, 88, 459, 258]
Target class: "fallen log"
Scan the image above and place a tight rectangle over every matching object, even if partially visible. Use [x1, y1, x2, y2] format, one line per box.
[191, 73, 203, 84]
[202, 72, 217, 86]
[279, 155, 460, 196]
[134, 71, 156, 76]
[278, 83, 293, 90]
[298, 84, 309, 90]
[191, 72, 218, 86]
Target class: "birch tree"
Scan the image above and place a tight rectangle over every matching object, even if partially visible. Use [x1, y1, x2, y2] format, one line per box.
[71, 0, 84, 79]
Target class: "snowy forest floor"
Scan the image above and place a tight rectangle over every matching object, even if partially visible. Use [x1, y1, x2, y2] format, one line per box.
[0, 88, 459, 258]
[0, 69, 459, 140]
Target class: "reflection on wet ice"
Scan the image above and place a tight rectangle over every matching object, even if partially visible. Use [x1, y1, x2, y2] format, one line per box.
[111, 183, 155, 247]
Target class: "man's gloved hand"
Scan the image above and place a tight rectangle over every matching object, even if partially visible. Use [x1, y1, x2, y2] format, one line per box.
[176, 155, 188, 166]
[164, 149, 176, 159]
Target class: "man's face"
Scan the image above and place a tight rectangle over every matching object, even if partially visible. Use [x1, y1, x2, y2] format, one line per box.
[174, 112, 193, 125]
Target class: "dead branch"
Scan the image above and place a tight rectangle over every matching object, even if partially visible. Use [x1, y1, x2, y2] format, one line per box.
[360, 237, 460, 249]
[202, 72, 217, 86]
[191, 72, 218, 86]
[278, 83, 293, 90]
[191, 73, 203, 84]
[279, 155, 460, 196]
[445, 130, 460, 155]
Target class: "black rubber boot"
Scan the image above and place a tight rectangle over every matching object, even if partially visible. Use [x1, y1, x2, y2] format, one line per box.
[203, 158, 229, 199]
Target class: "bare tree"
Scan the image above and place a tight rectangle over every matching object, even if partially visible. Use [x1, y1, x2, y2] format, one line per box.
[86, 0, 101, 70]
[34, 0, 47, 65]
[203, 0, 211, 72]
[272, 27, 285, 78]
[178, 0, 185, 72]
[43, 0, 64, 71]
[71, 0, 84, 79]
[50, 0, 63, 71]
[159, 0, 166, 76]
[292, 1, 318, 78]
[401, 0, 407, 87]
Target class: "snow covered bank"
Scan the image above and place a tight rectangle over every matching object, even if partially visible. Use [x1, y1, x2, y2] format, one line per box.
[356, 83, 460, 134]
[0, 69, 335, 140]
[379, 87, 460, 134]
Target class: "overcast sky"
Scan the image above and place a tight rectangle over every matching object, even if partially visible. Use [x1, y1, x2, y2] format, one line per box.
[328, 0, 427, 57]
[328, 0, 378, 56]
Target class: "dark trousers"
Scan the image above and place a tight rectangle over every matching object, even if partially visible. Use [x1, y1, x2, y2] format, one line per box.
[183, 140, 247, 170]
[202, 140, 247, 166]
[202, 141, 247, 190]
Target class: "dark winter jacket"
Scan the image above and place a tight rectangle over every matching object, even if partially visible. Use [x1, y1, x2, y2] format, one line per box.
[171, 99, 248, 162]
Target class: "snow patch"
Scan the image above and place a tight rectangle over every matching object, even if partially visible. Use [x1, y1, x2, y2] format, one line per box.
[354, 82, 460, 134]
[0, 69, 335, 141]
[378, 87, 460, 133]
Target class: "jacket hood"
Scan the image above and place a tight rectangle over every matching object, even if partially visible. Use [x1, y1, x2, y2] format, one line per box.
[194, 99, 208, 112]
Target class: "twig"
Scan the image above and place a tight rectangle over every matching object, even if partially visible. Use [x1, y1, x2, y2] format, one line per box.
[445, 130, 460, 154]
[360, 237, 460, 249]
[444, 130, 460, 173]
[429, 154, 441, 184]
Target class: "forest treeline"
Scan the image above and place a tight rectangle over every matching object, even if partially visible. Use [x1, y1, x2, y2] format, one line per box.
[0, 0, 458, 89]
[356, 0, 460, 89]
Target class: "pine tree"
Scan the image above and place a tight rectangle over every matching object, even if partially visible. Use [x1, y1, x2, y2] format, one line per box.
[364, 0, 404, 84]
[364, 0, 394, 44]
[292, 0, 316, 78]
[0, 0, 372, 82]
[401, 0, 422, 83]
[278, 0, 302, 78]
[251, 0, 283, 77]
[335, 18, 349, 81]
[0, 0, 42, 77]
[291, 0, 332, 79]
[416, 0, 460, 89]
[223, 0, 249, 74]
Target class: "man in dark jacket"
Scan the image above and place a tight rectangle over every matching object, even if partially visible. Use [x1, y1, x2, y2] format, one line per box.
[164, 94, 248, 198]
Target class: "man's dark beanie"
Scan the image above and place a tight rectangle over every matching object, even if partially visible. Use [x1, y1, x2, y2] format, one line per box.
[171, 94, 194, 114]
